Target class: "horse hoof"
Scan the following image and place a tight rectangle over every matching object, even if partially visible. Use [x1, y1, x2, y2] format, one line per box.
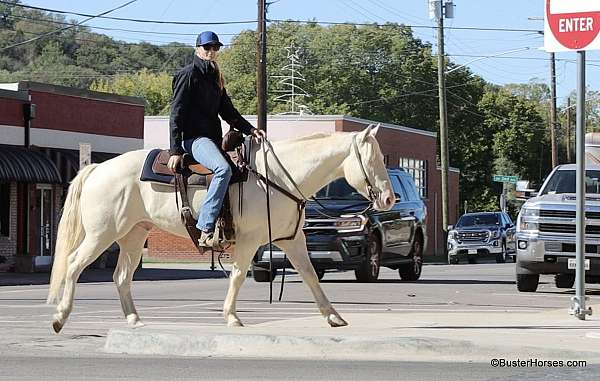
[227, 320, 244, 327]
[52, 319, 63, 334]
[327, 314, 348, 327]
[126, 314, 144, 328]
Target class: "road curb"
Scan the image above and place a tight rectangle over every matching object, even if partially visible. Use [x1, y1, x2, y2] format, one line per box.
[104, 328, 600, 362]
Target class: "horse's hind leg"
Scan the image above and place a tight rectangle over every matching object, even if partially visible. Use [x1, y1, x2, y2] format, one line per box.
[52, 235, 114, 333]
[275, 234, 348, 327]
[114, 224, 149, 328]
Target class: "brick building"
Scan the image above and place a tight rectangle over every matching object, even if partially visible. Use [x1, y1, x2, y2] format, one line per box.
[0, 81, 144, 272]
[144, 115, 460, 260]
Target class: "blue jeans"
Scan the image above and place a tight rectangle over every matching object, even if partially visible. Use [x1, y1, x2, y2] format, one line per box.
[183, 137, 232, 233]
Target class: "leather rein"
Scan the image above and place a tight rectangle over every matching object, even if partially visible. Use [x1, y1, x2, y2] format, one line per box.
[246, 134, 381, 243]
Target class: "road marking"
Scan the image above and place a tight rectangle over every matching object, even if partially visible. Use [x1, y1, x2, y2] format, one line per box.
[0, 288, 48, 293]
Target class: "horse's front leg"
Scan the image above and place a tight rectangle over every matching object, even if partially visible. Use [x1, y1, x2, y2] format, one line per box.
[276, 233, 348, 327]
[222, 236, 257, 327]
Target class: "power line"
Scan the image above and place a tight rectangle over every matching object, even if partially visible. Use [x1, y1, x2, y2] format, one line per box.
[268, 19, 543, 33]
[6, 14, 241, 37]
[0, 1, 257, 25]
[0, 0, 139, 51]
[0, 1, 541, 32]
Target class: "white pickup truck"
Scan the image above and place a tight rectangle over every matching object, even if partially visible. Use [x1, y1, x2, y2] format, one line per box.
[516, 164, 600, 292]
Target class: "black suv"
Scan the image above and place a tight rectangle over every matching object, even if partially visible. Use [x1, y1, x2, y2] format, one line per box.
[252, 168, 427, 282]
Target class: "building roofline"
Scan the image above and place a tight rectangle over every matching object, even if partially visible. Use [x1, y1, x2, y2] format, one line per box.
[0, 88, 29, 101]
[239, 114, 437, 138]
[1, 81, 146, 106]
[340, 115, 437, 138]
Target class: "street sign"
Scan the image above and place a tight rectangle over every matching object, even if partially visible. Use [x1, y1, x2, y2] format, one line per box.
[493, 175, 518, 184]
[544, 0, 600, 52]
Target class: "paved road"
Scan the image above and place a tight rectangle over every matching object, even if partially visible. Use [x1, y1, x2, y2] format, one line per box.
[1, 261, 599, 380]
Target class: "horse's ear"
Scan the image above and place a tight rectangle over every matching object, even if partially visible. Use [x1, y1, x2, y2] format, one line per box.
[359, 125, 373, 143]
[370, 123, 380, 137]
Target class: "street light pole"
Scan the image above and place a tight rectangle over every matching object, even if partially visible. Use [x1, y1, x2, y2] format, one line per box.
[550, 52, 558, 168]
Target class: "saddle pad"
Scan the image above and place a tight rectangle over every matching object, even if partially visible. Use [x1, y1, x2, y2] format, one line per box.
[152, 150, 213, 176]
[141, 149, 211, 187]
[140, 149, 247, 187]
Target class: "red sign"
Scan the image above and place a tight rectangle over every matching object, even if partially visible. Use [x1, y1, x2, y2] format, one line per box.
[545, 0, 600, 51]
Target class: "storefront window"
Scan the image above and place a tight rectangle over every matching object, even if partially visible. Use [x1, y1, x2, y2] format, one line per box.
[1, 183, 9, 237]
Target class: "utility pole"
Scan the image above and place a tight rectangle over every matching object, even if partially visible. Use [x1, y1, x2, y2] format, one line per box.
[256, 0, 267, 133]
[431, 0, 453, 244]
[550, 52, 558, 168]
[566, 97, 572, 163]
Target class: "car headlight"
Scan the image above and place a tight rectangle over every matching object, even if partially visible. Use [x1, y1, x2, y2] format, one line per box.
[521, 208, 539, 217]
[519, 221, 539, 232]
[490, 230, 500, 239]
[335, 214, 367, 232]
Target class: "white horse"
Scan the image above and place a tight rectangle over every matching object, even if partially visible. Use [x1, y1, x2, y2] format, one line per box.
[47, 125, 395, 333]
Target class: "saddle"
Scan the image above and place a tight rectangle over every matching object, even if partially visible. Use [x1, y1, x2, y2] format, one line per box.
[140, 142, 250, 253]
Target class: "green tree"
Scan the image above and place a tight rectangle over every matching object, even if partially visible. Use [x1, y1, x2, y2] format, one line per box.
[91, 69, 172, 115]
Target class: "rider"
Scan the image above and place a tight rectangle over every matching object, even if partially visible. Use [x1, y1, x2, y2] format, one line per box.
[167, 31, 265, 248]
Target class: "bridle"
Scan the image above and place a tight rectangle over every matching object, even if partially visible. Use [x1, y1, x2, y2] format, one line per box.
[351, 134, 382, 205]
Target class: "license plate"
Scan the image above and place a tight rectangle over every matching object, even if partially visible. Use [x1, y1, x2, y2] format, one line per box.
[568, 258, 590, 270]
[468, 249, 477, 254]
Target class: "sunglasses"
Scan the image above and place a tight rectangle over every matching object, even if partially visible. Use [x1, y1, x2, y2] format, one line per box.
[201, 44, 221, 52]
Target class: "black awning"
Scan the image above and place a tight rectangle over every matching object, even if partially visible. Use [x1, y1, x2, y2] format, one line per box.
[0, 145, 62, 184]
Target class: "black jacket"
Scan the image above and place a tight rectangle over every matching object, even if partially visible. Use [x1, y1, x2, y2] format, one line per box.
[169, 55, 254, 155]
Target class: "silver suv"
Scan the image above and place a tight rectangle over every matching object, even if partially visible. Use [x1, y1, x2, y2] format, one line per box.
[447, 212, 516, 264]
[516, 164, 600, 292]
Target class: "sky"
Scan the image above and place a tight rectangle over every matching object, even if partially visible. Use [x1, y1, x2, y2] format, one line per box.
[22, 0, 600, 105]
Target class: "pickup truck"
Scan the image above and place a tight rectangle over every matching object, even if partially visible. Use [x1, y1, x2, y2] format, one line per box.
[447, 212, 516, 265]
[252, 168, 427, 282]
[516, 164, 600, 292]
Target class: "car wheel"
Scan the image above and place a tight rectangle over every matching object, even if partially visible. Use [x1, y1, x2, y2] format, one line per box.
[448, 256, 459, 265]
[495, 242, 507, 263]
[399, 234, 423, 281]
[252, 265, 276, 283]
[355, 233, 381, 282]
[516, 273, 539, 292]
[315, 269, 325, 281]
[554, 273, 575, 289]
[467, 257, 477, 264]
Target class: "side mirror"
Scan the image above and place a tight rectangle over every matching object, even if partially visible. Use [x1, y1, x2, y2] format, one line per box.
[447, 225, 454, 231]
[394, 192, 402, 201]
[523, 191, 538, 199]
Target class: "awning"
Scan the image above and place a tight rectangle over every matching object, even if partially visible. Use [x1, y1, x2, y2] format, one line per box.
[0, 145, 62, 184]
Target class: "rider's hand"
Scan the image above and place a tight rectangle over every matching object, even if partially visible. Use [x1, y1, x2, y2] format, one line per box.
[251, 128, 266, 142]
[167, 155, 182, 173]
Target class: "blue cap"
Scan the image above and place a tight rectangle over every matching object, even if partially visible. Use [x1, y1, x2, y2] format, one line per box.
[196, 31, 223, 47]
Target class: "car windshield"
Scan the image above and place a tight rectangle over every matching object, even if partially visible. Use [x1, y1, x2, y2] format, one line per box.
[540, 170, 600, 195]
[456, 214, 499, 227]
[314, 179, 367, 201]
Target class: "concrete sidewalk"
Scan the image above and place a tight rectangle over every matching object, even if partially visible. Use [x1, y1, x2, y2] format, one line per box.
[105, 304, 600, 362]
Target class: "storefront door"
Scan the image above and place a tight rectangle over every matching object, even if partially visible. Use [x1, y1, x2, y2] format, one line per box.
[36, 185, 53, 257]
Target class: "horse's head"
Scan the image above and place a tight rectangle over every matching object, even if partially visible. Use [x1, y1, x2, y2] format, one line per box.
[343, 125, 395, 211]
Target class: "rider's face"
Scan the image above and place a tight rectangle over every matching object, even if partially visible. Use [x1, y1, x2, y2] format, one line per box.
[196, 45, 220, 61]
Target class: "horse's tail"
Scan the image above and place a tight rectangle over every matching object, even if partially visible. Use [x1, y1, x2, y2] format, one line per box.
[47, 164, 99, 305]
